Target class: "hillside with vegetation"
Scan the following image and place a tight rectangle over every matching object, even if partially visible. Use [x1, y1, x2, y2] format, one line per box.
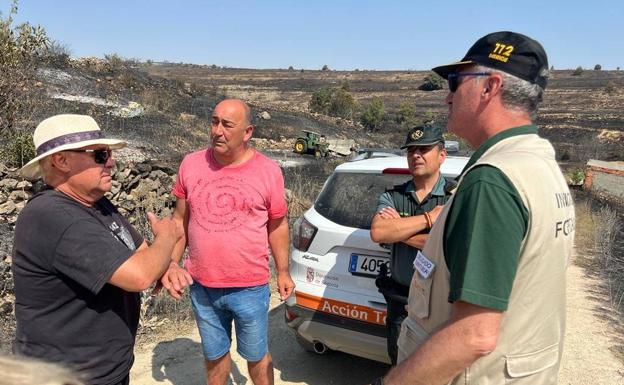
[1, 5, 623, 382]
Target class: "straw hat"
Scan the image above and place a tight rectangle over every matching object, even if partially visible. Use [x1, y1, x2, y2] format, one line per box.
[20, 114, 126, 180]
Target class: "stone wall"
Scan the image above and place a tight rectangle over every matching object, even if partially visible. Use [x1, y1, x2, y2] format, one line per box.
[583, 159, 624, 206]
[0, 158, 300, 347]
[0, 160, 178, 348]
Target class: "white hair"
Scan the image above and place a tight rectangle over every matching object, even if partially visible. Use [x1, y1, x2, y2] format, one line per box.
[474, 65, 547, 121]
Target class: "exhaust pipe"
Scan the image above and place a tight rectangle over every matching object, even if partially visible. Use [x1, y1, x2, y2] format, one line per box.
[312, 340, 328, 354]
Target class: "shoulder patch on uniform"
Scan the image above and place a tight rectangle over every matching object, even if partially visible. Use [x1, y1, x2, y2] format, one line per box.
[443, 178, 458, 194]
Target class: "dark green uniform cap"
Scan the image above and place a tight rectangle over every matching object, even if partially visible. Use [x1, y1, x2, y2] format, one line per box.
[432, 31, 549, 89]
[401, 124, 444, 149]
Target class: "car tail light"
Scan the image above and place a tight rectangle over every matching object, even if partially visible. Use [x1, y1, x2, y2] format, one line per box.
[292, 217, 317, 252]
[382, 168, 410, 174]
[285, 307, 299, 321]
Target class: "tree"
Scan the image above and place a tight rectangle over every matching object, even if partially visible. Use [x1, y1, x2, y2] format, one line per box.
[419, 73, 445, 91]
[360, 97, 386, 130]
[594, 64, 602, 70]
[321, 64, 329, 71]
[572, 66, 583, 76]
[0, 0, 48, 133]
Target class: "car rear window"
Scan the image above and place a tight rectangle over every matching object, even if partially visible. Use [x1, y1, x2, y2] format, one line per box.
[314, 171, 411, 229]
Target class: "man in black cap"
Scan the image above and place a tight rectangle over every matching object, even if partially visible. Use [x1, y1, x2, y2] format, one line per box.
[370, 123, 454, 365]
[371, 31, 575, 385]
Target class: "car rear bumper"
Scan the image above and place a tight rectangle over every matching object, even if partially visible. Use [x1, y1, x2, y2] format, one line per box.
[285, 301, 391, 364]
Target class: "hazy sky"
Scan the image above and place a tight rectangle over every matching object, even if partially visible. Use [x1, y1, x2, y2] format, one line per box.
[8, 0, 624, 70]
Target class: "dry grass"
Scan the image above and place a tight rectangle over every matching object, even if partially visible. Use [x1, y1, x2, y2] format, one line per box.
[574, 198, 624, 312]
[285, 172, 318, 226]
[593, 205, 624, 312]
[573, 196, 624, 361]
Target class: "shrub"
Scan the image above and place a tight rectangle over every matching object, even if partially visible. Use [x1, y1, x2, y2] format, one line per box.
[309, 88, 332, 114]
[559, 150, 570, 161]
[42, 39, 71, 67]
[360, 97, 386, 130]
[395, 101, 416, 127]
[308, 85, 356, 119]
[328, 86, 356, 119]
[422, 109, 440, 125]
[604, 81, 616, 94]
[0, 130, 36, 167]
[288, 65, 294, 71]
[594, 64, 602, 70]
[0, 0, 48, 133]
[321, 64, 329, 71]
[572, 66, 583, 76]
[104, 53, 126, 73]
[419, 73, 445, 91]
[570, 169, 585, 185]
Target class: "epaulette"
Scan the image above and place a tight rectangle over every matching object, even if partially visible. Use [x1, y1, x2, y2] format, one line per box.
[443, 177, 458, 195]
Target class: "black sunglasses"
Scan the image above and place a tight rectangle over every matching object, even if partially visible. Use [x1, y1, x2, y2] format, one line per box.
[447, 72, 491, 92]
[66, 149, 112, 164]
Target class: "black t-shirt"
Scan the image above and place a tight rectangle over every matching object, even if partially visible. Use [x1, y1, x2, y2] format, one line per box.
[12, 189, 143, 385]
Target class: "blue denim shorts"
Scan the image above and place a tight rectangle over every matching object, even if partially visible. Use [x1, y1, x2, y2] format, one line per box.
[190, 282, 270, 361]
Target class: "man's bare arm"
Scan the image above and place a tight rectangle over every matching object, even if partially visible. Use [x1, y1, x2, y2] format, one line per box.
[381, 301, 503, 385]
[268, 216, 295, 300]
[401, 233, 429, 249]
[170, 199, 189, 263]
[109, 213, 181, 292]
[159, 198, 193, 300]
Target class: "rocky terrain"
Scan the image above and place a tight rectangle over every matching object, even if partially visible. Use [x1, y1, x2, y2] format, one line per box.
[6, 58, 622, 168]
[0, 58, 623, 378]
[147, 64, 624, 163]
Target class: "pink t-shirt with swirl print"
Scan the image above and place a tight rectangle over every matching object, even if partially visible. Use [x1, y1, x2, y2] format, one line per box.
[172, 148, 287, 287]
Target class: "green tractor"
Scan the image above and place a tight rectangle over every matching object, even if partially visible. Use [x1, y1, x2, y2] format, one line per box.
[293, 130, 330, 157]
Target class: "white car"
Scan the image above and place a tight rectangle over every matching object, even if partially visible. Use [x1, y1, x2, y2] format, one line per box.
[285, 155, 469, 363]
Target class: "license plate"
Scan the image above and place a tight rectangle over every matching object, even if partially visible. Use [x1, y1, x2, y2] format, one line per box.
[348, 254, 389, 277]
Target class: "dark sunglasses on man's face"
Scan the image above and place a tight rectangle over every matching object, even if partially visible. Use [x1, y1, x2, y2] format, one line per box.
[447, 72, 491, 92]
[66, 148, 112, 164]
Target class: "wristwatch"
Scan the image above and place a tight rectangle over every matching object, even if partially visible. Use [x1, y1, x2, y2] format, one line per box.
[371, 377, 384, 385]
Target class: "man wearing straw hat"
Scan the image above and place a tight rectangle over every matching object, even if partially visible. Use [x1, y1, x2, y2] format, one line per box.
[12, 114, 181, 385]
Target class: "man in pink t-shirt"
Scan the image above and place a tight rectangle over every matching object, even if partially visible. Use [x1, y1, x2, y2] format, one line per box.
[161, 99, 294, 385]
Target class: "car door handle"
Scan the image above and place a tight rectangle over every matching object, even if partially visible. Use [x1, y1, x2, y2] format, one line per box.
[368, 300, 387, 310]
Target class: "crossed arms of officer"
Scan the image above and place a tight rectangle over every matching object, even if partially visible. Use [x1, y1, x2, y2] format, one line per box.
[370, 205, 444, 248]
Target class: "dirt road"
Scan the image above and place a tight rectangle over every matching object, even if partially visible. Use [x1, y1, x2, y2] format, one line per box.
[131, 264, 623, 385]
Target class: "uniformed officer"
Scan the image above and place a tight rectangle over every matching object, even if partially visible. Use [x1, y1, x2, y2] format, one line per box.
[370, 31, 575, 385]
[370, 123, 454, 365]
